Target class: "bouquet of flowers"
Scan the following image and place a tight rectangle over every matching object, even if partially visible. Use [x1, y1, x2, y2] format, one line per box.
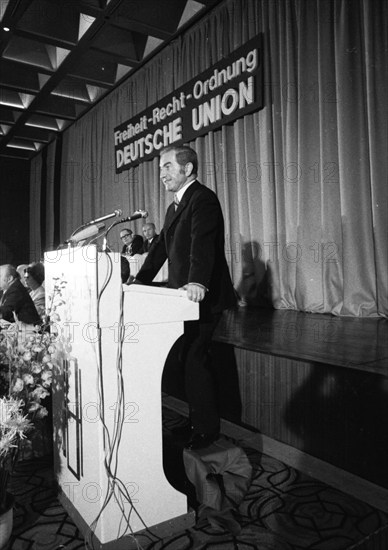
[0, 396, 32, 511]
[0, 328, 55, 419]
[0, 276, 66, 467]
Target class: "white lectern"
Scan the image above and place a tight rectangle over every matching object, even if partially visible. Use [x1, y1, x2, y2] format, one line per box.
[44, 246, 198, 548]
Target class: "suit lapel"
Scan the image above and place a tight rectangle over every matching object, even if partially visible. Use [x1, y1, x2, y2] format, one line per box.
[164, 180, 201, 232]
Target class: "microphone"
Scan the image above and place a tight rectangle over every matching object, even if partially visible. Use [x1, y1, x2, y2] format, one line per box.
[86, 209, 122, 226]
[119, 210, 148, 223]
[67, 222, 105, 243]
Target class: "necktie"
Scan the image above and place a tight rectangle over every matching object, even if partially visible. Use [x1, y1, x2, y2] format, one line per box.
[174, 194, 179, 211]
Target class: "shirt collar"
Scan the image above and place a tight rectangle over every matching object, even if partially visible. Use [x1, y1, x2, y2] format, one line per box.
[175, 178, 196, 203]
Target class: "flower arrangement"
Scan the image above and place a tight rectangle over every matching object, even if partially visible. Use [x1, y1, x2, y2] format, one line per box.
[0, 396, 32, 511]
[0, 275, 66, 506]
[0, 277, 66, 418]
[0, 327, 55, 419]
[0, 328, 56, 421]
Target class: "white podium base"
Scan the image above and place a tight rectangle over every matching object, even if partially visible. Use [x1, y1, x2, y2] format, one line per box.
[58, 490, 195, 549]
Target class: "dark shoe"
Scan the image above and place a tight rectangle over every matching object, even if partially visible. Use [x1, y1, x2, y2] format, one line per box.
[184, 431, 220, 451]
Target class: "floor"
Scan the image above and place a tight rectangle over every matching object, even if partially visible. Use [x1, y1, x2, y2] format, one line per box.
[4, 403, 388, 550]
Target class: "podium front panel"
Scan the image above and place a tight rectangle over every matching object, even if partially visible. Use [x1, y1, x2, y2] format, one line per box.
[44, 246, 198, 543]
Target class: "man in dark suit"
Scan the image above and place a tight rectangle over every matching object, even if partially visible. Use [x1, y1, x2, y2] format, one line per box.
[0, 264, 41, 325]
[135, 145, 236, 450]
[120, 228, 144, 256]
[142, 222, 159, 253]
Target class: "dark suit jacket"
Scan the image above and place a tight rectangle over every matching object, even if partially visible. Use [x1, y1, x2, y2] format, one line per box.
[136, 181, 236, 318]
[143, 234, 159, 253]
[0, 278, 41, 324]
[121, 235, 144, 256]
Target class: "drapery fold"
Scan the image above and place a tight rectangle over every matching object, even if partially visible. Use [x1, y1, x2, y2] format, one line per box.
[31, 0, 388, 317]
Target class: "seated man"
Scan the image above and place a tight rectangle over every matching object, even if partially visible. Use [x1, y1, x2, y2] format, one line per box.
[120, 228, 144, 256]
[142, 222, 159, 253]
[24, 262, 45, 317]
[0, 264, 41, 325]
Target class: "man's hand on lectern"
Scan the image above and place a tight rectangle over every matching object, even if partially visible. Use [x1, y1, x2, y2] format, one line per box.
[180, 283, 206, 302]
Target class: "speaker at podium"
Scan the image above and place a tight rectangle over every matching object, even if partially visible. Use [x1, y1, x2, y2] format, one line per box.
[44, 244, 198, 548]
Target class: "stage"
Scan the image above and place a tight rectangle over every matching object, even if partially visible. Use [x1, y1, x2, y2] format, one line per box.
[209, 307, 388, 489]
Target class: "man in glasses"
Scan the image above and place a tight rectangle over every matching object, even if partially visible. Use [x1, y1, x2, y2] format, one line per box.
[120, 229, 144, 256]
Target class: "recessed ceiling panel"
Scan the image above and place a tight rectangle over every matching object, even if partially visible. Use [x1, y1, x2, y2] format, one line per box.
[13, 125, 52, 142]
[70, 51, 122, 86]
[3, 36, 56, 70]
[0, 107, 16, 124]
[52, 77, 93, 103]
[114, 0, 186, 34]
[33, 95, 79, 119]
[17, 0, 81, 46]
[26, 114, 66, 131]
[7, 138, 40, 151]
[92, 26, 139, 61]
[0, 59, 41, 93]
[0, 88, 35, 109]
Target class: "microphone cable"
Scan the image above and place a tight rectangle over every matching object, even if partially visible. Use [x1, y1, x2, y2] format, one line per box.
[85, 250, 162, 549]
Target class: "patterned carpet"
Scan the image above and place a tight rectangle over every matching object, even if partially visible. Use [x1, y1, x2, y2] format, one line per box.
[4, 409, 388, 550]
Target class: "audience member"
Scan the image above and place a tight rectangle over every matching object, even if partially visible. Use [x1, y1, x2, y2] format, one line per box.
[142, 223, 159, 253]
[120, 229, 144, 255]
[24, 262, 45, 317]
[121, 229, 144, 256]
[17, 264, 29, 287]
[0, 264, 41, 325]
[120, 228, 133, 254]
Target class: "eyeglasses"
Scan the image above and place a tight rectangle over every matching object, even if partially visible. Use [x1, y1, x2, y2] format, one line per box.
[120, 234, 131, 239]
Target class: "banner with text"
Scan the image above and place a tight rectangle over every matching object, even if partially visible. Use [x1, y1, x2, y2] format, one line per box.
[114, 35, 263, 173]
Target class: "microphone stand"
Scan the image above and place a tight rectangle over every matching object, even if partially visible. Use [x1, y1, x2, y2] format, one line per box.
[94, 211, 148, 251]
[100, 220, 121, 252]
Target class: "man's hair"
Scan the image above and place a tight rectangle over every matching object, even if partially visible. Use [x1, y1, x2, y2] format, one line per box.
[25, 262, 45, 286]
[143, 222, 155, 230]
[1, 264, 17, 280]
[161, 145, 198, 176]
[120, 228, 133, 236]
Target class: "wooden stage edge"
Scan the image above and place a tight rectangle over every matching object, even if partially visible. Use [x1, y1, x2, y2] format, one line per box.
[163, 395, 388, 515]
[213, 306, 388, 376]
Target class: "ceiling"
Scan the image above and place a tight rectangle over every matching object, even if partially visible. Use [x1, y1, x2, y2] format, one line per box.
[0, 0, 223, 161]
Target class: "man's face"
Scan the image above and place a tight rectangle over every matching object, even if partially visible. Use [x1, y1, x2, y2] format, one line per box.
[0, 267, 11, 291]
[120, 231, 133, 245]
[143, 225, 156, 240]
[160, 150, 189, 193]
